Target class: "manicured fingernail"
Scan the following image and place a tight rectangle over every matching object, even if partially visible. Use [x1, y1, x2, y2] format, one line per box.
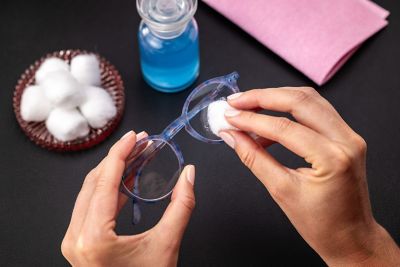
[228, 92, 243, 100]
[219, 132, 235, 149]
[136, 131, 148, 140]
[186, 165, 195, 186]
[225, 109, 241, 117]
[121, 130, 134, 140]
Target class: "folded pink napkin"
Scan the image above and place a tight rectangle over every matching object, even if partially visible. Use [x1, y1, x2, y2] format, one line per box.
[203, 0, 389, 85]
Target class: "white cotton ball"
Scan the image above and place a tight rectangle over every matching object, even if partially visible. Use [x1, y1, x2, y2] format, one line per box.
[79, 86, 117, 128]
[207, 100, 239, 136]
[70, 54, 102, 86]
[20, 85, 52, 122]
[41, 70, 85, 108]
[46, 108, 90, 142]
[35, 57, 70, 84]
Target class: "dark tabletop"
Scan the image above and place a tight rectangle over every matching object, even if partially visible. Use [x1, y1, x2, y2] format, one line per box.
[1, 1, 399, 266]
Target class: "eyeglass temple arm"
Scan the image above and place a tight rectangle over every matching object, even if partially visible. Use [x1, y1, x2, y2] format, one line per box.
[132, 167, 142, 224]
[132, 198, 141, 224]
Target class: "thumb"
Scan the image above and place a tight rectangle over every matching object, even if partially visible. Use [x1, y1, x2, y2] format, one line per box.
[155, 165, 196, 244]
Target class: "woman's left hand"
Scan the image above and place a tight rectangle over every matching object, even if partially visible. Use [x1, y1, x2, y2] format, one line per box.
[61, 131, 196, 267]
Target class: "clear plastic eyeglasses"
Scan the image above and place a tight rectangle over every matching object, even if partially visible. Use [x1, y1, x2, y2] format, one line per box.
[121, 72, 240, 223]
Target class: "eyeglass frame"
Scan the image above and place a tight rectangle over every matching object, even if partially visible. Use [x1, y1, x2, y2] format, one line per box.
[120, 72, 240, 223]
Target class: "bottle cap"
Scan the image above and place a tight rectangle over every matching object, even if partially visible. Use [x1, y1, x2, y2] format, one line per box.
[137, 0, 197, 38]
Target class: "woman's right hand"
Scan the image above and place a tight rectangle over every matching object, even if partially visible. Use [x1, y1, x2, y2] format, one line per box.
[220, 87, 400, 266]
[61, 131, 196, 267]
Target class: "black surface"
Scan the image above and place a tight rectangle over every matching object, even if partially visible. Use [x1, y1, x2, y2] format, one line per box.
[1, 1, 399, 266]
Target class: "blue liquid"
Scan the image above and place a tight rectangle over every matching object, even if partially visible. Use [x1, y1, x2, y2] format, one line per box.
[138, 19, 200, 93]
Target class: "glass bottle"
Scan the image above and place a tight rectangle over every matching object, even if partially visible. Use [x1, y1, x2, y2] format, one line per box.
[137, 0, 200, 93]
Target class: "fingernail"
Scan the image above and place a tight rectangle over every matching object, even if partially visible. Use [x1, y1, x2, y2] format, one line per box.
[186, 165, 195, 186]
[225, 109, 241, 117]
[121, 130, 134, 140]
[228, 92, 243, 100]
[136, 131, 148, 140]
[219, 132, 235, 149]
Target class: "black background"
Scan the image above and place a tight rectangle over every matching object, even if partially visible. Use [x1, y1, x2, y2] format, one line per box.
[1, 1, 399, 266]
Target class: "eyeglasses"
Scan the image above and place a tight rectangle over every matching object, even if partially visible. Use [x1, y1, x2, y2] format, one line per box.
[121, 72, 240, 223]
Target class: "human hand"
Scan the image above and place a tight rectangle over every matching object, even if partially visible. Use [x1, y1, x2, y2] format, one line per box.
[220, 88, 400, 266]
[61, 131, 196, 267]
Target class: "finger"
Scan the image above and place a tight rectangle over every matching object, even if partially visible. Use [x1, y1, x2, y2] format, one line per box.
[86, 131, 139, 224]
[228, 88, 353, 142]
[219, 130, 295, 195]
[117, 132, 149, 213]
[154, 165, 196, 245]
[225, 110, 332, 162]
[65, 157, 107, 239]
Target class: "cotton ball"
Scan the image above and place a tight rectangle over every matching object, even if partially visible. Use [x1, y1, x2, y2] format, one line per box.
[79, 86, 117, 128]
[70, 54, 102, 86]
[207, 100, 239, 136]
[41, 70, 85, 108]
[20, 85, 52, 122]
[35, 57, 69, 84]
[46, 108, 90, 142]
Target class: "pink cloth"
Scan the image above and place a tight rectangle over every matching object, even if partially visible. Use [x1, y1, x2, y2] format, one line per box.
[202, 0, 389, 85]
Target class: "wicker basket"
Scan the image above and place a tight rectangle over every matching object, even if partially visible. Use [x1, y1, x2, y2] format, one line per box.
[13, 49, 125, 151]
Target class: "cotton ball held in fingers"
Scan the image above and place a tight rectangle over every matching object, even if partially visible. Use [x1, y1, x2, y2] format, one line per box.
[79, 86, 117, 128]
[41, 70, 85, 108]
[35, 57, 69, 84]
[20, 85, 52, 122]
[207, 100, 239, 136]
[70, 54, 102, 86]
[46, 108, 90, 142]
